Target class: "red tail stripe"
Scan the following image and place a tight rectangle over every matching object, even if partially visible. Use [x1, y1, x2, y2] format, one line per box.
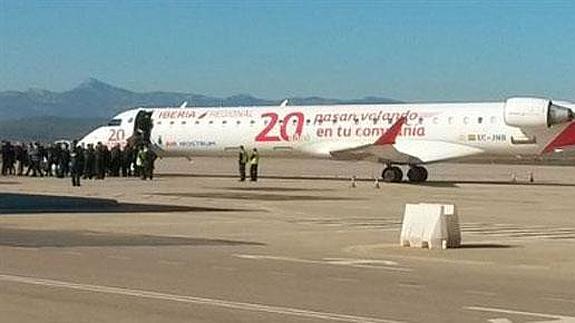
[374, 117, 407, 146]
[542, 122, 575, 154]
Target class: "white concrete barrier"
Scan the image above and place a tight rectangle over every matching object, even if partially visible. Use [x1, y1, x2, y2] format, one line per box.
[400, 203, 461, 249]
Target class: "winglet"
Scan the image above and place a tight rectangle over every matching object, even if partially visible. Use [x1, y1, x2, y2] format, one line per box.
[179, 101, 188, 109]
[374, 117, 407, 146]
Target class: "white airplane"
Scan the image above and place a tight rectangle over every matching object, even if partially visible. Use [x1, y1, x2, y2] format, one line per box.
[80, 97, 575, 182]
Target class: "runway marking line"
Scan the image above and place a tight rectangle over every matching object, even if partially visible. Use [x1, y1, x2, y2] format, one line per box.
[234, 254, 412, 273]
[0, 273, 403, 323]
[465, 306, 575, 322]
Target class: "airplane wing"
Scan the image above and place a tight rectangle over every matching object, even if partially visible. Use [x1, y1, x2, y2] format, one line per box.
[329, 117, 485, 164]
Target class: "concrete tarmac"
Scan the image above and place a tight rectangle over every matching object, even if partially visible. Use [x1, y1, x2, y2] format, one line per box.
[0, 157, 574, 323]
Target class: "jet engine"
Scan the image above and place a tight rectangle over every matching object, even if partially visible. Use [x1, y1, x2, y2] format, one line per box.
[504, 97, 574, 128]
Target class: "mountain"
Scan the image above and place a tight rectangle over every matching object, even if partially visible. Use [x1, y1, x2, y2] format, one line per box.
[0, 78, 401, 120]
[0, 78, 401, 141]
[0, 117, 106, 142]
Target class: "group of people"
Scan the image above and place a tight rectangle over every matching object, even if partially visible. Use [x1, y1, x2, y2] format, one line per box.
[238, 146, 260, 181]
[1, 140, 157, 187]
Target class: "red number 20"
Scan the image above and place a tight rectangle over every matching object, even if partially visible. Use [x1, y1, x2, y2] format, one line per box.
[255, 112, 304, 142]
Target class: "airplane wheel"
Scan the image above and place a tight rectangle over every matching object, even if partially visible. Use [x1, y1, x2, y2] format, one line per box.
[407, 166, 428, 183]
[382, 166, 403, 183]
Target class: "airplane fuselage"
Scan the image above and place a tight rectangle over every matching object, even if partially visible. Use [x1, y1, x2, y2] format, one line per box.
[81, 99, 575, 167]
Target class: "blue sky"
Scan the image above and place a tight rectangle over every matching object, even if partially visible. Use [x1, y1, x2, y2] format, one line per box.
[1, 0, 574, 101]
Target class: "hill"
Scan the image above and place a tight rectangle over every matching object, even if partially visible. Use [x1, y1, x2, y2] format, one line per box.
[0, 78, 400, 120]
[0, 79, 400, 142]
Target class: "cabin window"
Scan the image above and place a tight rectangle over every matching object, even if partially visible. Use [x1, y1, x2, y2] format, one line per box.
[432, 117, 439, 124]
[127, 118, 134, 123]
[306, 119, 311, 124]
[478, 117, 483, 124]
[237, 120, 241, 125]
[250, 120, 255, 124]
[490, 116, 497, 123]
[222, 120, 227, 124]
[448, 117, 453, 124]
[195, 121, 200, 125]
[157, 121, 162, 125]
[107, 119, 122, 126]
[463, 117, 469, 124]
[170, 121, 175, 125]
[418, 117, 423, 124]
[209, 121, 214, 124]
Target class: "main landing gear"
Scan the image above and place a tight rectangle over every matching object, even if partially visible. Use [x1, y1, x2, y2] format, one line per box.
[381, 165, 428, 183]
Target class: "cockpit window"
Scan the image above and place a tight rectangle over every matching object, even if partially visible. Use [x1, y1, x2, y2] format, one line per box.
[107, 119, 122, 126]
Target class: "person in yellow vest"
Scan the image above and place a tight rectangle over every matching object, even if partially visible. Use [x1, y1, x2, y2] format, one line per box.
[249, 148, 259, 182]
[238, 145, 248, 181]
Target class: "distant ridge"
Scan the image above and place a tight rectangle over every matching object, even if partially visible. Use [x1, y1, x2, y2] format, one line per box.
[0, 78, 402, 120]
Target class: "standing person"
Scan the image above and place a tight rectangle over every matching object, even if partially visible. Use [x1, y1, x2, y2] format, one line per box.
[1, 141, 11, 176]
[142, 146, 157, 180]
[249, 148, 260, 182]
[120, 145, 131, 177]
[14, 143, 26, 176]
[83, 144, 95, 179]
[136, 146, 146, 180]
[110, 144, 121, 177]
[2, 141, 16, 176]
[60, 143, 70, 177]
[26, 143, 43, 177]
[69, 141, 84, 187]
[7, 142, 15, 175]
[45, 144, 55, 177]
[238, 145, 248, 181]
[94, 142, 105, 180]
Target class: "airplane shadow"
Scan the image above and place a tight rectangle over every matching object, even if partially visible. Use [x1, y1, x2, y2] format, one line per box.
[0, 227, 265, 248]
[156, 192, 361, 202]
[213, 186, 336, 193]
[158, 174, 575, 188]
[0, 193, 248, 215]
[0, 181, 20, 185]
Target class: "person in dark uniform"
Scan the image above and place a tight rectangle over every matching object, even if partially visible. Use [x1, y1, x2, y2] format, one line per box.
[26, 143, 43, 177]
[110, 144, 121, 177]
[249, 148, 259, 182]
[70, 141, 84, 187]
[1, 141, 15, 176]
[140, 146, 157, 180]
[83, 144, 95, 179]
[238, 145, 248, 181]
[94, 142, 106, 179]
[14, 143, 26, 176]
[120, 145, 131, 177]
[59, 143, 71, 177]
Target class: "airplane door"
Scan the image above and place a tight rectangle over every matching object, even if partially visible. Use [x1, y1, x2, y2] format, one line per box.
[133, 110, 154, 146]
